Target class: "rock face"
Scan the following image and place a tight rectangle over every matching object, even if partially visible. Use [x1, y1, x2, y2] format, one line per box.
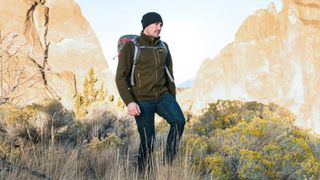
[186, 0, 320, 132]
[0, 0, 115, 109]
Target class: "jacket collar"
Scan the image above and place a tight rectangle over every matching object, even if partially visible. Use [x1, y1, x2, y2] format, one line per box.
[140, 31, 161, 46]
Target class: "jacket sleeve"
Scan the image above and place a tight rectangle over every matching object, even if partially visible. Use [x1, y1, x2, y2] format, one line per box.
[164, 43, 176, 97]
[115, 43, 134, 106]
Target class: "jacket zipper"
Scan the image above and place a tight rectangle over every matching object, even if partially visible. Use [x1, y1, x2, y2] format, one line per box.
[154, 49, 158, 97]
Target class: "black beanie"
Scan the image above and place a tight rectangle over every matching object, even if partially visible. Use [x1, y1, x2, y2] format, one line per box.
[141, 12, 163, 30]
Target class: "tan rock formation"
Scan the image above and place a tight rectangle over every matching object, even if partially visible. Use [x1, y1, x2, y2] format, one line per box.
[185, 0, 320, 132]
[0, 0, 116, 109]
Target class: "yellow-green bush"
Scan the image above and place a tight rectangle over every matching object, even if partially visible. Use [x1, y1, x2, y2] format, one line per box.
[0, 100, 75, 144]
[182, 100, 320, 179]
[88, 133, 124, 151]
[204, 154, 231, 179]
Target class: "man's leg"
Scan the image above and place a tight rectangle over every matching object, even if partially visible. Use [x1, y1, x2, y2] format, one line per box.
[156, 92, 185, 164]
[135, 101, 156, 171]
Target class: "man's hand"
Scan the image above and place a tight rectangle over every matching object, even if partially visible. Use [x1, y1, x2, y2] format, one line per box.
[127, 102, 141, 116]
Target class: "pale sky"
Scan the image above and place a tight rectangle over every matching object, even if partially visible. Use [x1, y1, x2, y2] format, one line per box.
[76, 0, 282, 84]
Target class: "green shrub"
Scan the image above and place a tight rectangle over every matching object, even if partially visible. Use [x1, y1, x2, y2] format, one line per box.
[88, 133, 124, 151]
[182, 100, 320, 179]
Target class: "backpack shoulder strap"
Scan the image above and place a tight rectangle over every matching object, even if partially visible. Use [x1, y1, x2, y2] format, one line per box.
[130, 40, 141, 86]
[159, 41, 174, 83]
[159, 41, 168, 58]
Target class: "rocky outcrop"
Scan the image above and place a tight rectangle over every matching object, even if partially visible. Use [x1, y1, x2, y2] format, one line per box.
[184, 0, 320, 132]
[0, 0, 115, 109]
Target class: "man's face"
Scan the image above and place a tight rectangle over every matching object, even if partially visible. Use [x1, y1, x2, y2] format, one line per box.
[144, 22, 162, 38]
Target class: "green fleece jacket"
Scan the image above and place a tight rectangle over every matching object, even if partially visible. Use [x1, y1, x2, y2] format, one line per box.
[115, 32, 176, 105]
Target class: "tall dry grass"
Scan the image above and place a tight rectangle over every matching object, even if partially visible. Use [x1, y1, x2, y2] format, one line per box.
[0, 133, 201, 180]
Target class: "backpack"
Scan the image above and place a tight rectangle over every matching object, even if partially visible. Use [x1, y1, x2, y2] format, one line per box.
[116, 34, 174, 86]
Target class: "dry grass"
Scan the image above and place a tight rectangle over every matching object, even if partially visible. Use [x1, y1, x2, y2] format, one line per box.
[0, 133, 200, 180]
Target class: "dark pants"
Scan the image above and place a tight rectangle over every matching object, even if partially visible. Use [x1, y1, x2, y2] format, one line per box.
[135, 92, 185, 170]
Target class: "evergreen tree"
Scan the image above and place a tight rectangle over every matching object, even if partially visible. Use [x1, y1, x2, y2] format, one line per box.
[75, 67, 108, 118]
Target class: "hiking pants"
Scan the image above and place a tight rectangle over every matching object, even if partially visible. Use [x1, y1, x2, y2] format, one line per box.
[134, 91, 185, 169]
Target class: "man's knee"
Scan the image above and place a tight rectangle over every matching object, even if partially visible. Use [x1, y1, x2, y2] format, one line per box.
[174, 115, 185, 130]
[178, 116, 185, 126]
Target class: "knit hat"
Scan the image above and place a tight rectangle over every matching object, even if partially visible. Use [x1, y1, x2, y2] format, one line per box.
[141, 12, 163, 30]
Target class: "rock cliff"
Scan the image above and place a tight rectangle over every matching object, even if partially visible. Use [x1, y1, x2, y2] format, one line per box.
[0, 0, 115, 109]
[185, 0, 320, 132]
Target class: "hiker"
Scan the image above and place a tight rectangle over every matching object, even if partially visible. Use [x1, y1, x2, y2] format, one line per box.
[115, 12, 185, 171]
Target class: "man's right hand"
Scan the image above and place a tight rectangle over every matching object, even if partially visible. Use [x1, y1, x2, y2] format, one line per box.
[127, 102, 141, 116]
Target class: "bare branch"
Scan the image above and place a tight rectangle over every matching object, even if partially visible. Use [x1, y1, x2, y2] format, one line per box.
[0, 48, 27, 104]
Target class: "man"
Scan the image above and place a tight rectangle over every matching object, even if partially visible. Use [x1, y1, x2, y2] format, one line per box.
[115, 12, 185, 171]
